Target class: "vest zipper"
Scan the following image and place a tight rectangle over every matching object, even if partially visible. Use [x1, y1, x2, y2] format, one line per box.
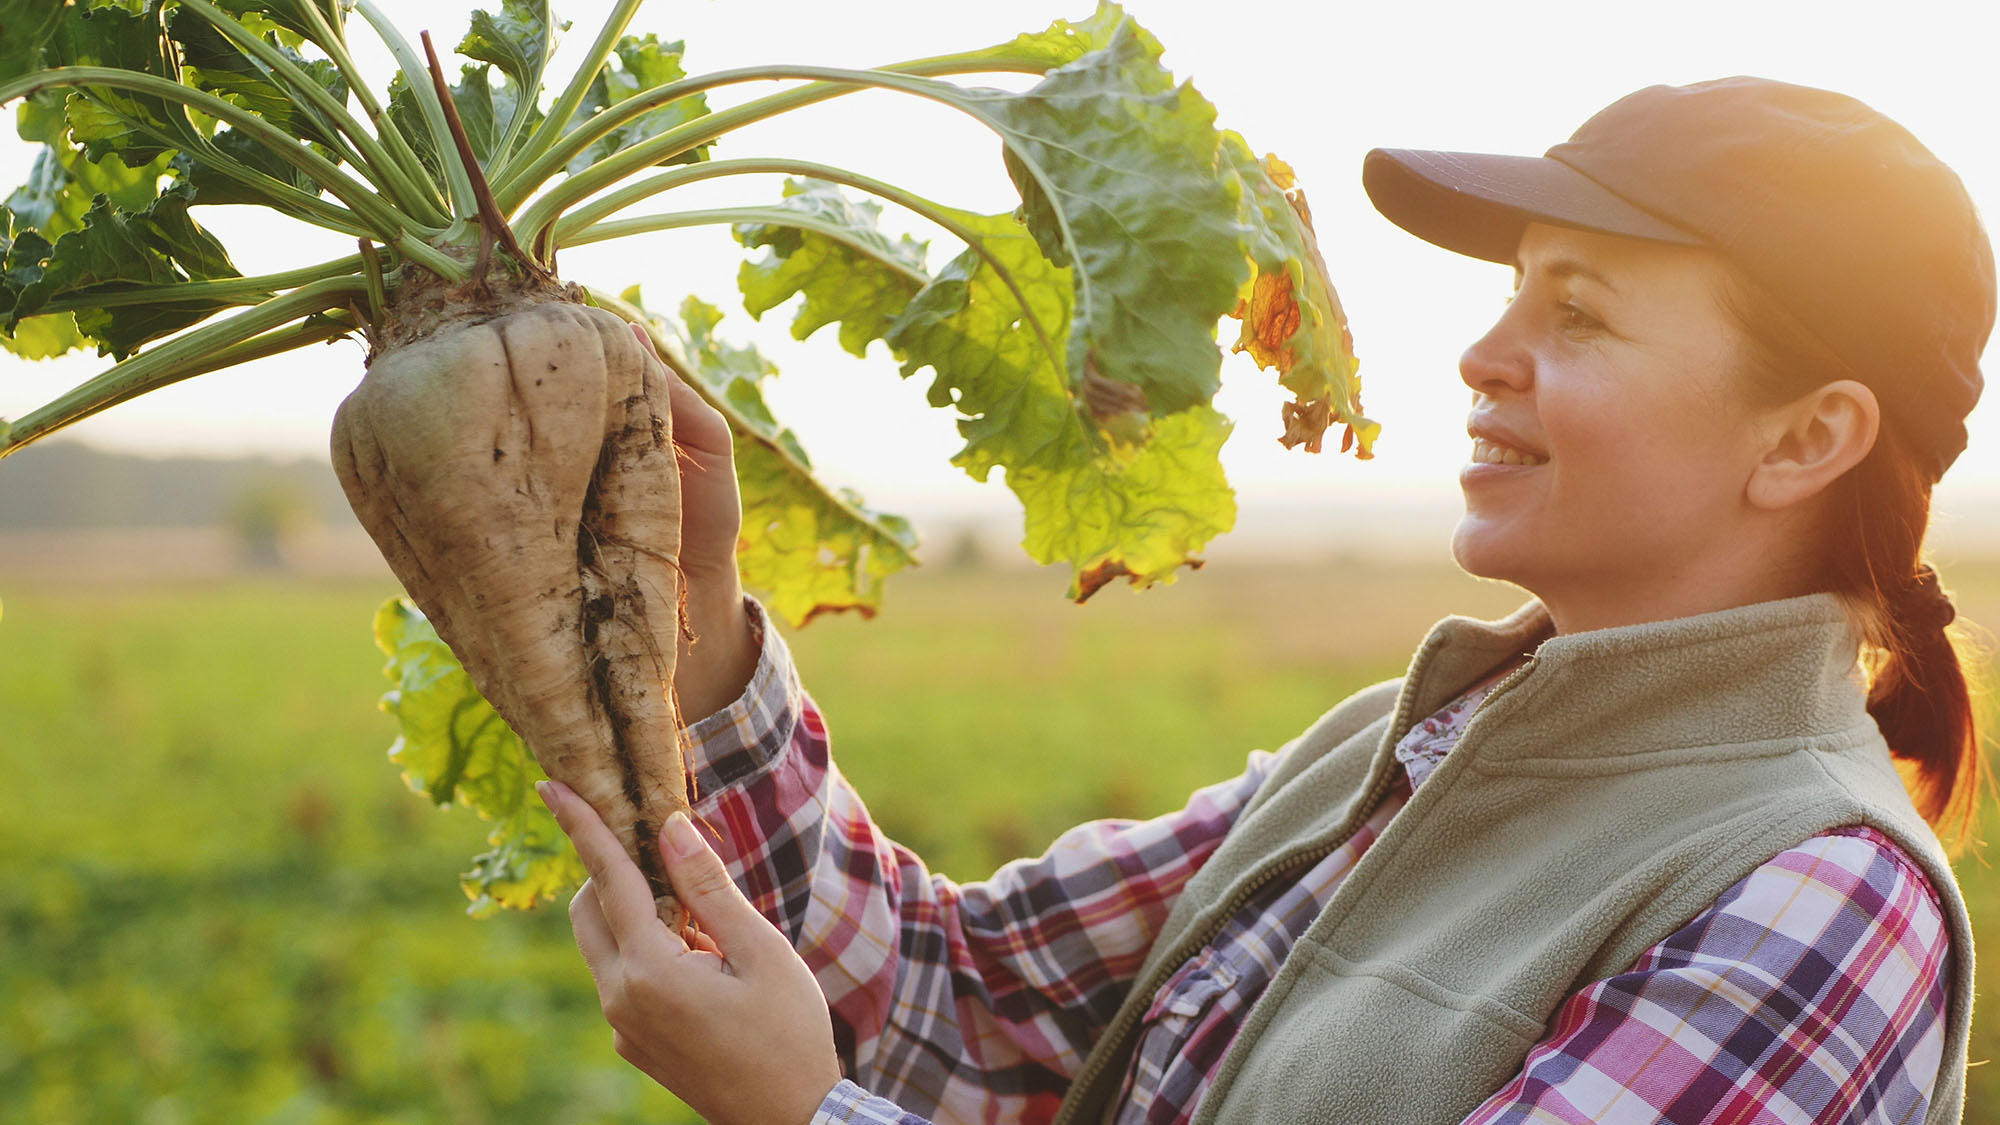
[1059, 670, 1430, 1120]
[1058, 646, 1543, 1123]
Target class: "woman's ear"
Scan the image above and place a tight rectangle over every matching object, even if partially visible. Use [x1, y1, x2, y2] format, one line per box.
[1745, 378, 1880, 511]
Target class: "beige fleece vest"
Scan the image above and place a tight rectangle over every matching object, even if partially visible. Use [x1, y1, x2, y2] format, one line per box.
[1052, 593, 1974, 1125]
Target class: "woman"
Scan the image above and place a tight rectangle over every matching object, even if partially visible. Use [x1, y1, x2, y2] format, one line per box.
[538, 76, 1990, 1124]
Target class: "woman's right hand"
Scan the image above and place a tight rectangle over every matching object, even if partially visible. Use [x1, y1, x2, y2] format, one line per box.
[632, 323, 759, 724]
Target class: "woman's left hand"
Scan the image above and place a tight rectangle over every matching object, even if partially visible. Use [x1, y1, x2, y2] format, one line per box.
[539, 780, 844, 1125]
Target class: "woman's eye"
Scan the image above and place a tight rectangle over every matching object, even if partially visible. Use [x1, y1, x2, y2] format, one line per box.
[1557, 302, 1601, 332]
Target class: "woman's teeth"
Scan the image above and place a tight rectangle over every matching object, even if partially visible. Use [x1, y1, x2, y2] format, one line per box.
[1471, 437, 1548, 467]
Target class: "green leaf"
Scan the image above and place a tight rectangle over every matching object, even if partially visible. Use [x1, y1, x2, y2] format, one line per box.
[8, 93, 171, 245]
[881, 208, 1074, 481]
[735, 178, 928, 358]
[170, 126, 319, 208]
[169, 5, 350, 149]
[371, 596, 583, 917]
[3, 181, 245, 358]
[918, 1, 1131, 72]
[884, 208, 1236, 595]
[383, 72, 443, 186]
[455, 0, 563, 163]
[208, 0, 333, 45]
[0, 0, 68, 83]
[565, 34, 712, 175]
[640, 290, 919, 627]
[457, 0, 560, 93]
[726, 180, 1236, 596]
[962, 19, 1249, 418]
[383, 63, 541, 186]
[2, 311, 85, 358]
[48, 2, 201, 169]
[1012, 405, 1236, 599]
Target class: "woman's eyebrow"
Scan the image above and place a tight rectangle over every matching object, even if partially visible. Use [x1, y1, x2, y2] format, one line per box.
[1512, 255, 1622, 297]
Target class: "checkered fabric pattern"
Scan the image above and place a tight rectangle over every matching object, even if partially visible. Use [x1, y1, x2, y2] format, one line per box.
[683, 601, 1950, 1125]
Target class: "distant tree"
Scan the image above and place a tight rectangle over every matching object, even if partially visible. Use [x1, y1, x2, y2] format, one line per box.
[229, 477, 313, 571]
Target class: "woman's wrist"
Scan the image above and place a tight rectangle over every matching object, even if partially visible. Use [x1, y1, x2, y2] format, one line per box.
[673, 572, 760, 725]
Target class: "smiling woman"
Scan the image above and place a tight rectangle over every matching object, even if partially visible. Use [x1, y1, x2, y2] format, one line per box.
[1453, 226, 1778, 632]
[540, 76, 1992, 1125]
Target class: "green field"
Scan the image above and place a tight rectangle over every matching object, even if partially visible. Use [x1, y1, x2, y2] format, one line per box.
[4, 559, 1997, 1122]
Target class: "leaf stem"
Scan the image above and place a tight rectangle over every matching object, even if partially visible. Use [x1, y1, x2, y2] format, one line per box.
[352, 0, 479, 218]
[0, 276, 368, 457]
[511, 65, 1028, 240]
[493, 52, 1057, 216]
[297, 0, 449, 224]
[494, 0, 645, 187]
[358, 239, 387, 321]
[32, 254, 367, 314]
[421, 32, 545, 283]
[0, 67, 418, 243]
[71, 88, 369, 236]
[552, 159, 1062, 375]
[562, 207, 923, 288]
[177, 0, 447, 230]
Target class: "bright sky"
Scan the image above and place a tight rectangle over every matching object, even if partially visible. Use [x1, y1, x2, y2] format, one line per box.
[4, 0, 1999, 524]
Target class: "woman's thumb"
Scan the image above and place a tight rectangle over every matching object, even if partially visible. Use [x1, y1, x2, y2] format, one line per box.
[660, 812, 778, 966]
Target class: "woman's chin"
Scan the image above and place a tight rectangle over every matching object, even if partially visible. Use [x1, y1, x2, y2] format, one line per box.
[1450, 515, 1529, 585]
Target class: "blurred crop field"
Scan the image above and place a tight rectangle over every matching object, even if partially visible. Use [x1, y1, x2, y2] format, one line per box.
[4, 553, 1999, 1123]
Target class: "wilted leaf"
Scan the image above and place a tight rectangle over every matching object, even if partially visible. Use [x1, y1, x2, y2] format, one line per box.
[1222, 139, 1376, 457]
[371, 596, 582, 916]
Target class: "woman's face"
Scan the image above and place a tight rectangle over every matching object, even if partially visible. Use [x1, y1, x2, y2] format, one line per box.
[1453, 223, 1777, 627]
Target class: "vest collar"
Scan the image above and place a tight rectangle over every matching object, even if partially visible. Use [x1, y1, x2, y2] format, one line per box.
[1396, 592, 1874, 769]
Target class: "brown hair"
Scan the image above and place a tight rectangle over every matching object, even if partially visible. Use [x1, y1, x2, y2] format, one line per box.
[1716, 270, 1988, 852]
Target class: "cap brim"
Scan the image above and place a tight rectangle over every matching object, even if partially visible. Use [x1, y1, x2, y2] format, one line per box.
[1362, 148, 1703, 265]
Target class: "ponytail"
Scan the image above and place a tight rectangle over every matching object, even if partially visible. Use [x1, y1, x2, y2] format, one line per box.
[1830, 427, 1984, 849]
[1718, 273, 1988, 851]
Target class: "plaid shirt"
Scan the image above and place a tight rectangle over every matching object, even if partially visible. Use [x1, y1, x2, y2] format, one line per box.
[685, 601, 1950, 1125]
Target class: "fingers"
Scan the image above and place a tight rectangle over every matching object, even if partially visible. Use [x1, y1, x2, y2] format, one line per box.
[540, 780, 666, 952]
[659, 812, 784, 972]
[569, 878, 620, 979]
[626, 324, 733, 462]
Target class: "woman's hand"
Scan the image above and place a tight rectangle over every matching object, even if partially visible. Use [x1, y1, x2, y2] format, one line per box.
[541, 777, 844, 1125]
[632, 323, 758, 723]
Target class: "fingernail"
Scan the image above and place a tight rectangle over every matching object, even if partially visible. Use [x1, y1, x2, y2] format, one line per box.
[535, 780, 556, 811]
[664, 811, 703, 859]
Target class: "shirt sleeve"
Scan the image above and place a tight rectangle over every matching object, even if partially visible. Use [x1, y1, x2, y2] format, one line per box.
[1460, 825, 1952, 1125]
[679, 596, 1280, 1122]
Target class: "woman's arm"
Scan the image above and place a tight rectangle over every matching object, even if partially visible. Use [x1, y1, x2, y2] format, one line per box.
[1461, 826, 1951, 1124]
[679, 612, 1280, 1118]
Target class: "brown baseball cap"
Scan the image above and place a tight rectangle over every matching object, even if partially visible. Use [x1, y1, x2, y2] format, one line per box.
[1363, 76, 1994, 481]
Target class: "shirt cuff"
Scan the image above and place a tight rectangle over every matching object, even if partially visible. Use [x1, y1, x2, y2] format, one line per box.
[678, 594, 806, 799]
[810, 1079, 927, 1124]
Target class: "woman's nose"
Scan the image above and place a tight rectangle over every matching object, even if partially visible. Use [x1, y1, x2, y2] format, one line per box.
[1459, 308, 1534, 395]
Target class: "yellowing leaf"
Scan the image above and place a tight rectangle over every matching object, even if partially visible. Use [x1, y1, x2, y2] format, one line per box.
[1224, 141, 1377, 459]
